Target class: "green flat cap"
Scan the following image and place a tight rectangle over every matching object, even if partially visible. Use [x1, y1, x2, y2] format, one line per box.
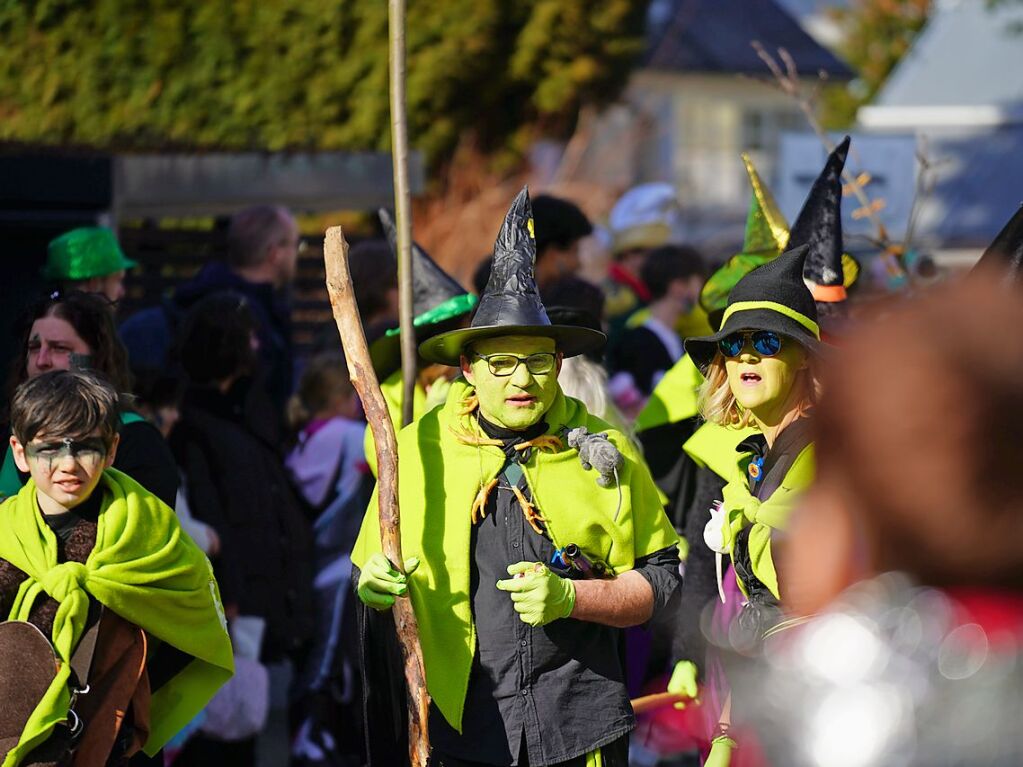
[44, 227, 137, 281]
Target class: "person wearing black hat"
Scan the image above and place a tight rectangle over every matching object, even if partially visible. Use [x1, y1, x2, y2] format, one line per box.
[351, 188, 681, 767]
[666, 244, 823, 761]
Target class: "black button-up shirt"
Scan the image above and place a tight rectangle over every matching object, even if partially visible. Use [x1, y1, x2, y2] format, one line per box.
[430, 418, 680, 766]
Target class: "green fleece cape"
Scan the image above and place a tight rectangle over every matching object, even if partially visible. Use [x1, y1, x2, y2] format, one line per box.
[352, 380, 679, 732]
[719, 442, 814, 600]
[0, 469, 234, 765]
[634, 354, 704, 433]
[682, 422, 754, 483]
[364, 370, 428, 477]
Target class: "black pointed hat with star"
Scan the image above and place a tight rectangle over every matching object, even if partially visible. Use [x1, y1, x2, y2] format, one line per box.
[684, 244, 822, 372]
[972, 204, 1023, 285]
[789, 135, 852, 303]
[419, 187, 606, 366]
[369, 209, 478, 378]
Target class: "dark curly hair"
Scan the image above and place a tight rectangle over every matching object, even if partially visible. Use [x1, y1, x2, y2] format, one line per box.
[177, 291, 258, 385]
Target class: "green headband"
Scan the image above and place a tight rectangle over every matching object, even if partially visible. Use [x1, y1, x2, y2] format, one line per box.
[721, 300, 821, 340]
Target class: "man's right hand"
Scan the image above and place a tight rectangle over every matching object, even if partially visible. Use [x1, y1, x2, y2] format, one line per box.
[356, 552, 420, 610]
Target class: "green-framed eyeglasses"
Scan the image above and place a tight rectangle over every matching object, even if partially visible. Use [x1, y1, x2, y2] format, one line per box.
[473, 352, 557, 377]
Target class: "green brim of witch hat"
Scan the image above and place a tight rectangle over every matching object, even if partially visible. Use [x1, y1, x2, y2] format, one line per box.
[419, 186, 605, 367]
[43, 227, 137, 281]
[369, 209, 479, 378]
[685, 244, 822, 372]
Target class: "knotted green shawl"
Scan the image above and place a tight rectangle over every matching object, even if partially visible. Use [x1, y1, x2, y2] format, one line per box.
[352, 380, 679, 732]
[0, 469, 234, 766]
[719, 442, 814, 600]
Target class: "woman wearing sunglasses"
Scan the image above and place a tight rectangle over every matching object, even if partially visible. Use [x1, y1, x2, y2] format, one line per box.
[677, 244, 821, 761]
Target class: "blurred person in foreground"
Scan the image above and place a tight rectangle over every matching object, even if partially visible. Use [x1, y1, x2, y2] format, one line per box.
[2, 291, 179, 507]
[718, 274, 1023, 767]
[120, 205, 303, 413]
[43, 227, 137, 304]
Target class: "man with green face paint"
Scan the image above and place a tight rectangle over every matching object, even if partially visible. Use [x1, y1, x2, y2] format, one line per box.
[351, 189, 681, 767]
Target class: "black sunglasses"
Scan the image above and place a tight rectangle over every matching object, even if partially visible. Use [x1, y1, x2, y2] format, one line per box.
[718, 330, 782, 358]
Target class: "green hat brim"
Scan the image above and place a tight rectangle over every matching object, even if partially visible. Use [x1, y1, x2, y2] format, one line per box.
[419, 324, 606, 367]
[369, 295, 478, 379]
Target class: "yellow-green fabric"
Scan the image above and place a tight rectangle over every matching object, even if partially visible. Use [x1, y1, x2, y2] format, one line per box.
[0, 469, 234, 765]
[351, 379, 679, 732]
[719, 442, 814, 600]
[364, 370, 428, 477]
[682, 422, 753, 484]
[634, 355, 704, 433]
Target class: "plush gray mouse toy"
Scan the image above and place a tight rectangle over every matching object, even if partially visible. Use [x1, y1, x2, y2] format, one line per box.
[564, 427, 623, 488]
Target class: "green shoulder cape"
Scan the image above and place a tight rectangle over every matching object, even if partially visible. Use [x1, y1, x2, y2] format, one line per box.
[0, 469, 234, 765]
[634, 354, 704, 433]
[720, 440, 814, 600]
[352, 380, 679, 732]
[682, 421, 754, 483]
[363, 369, 428, 477]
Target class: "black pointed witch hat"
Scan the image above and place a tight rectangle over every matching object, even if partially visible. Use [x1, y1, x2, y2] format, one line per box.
[789, 136, 850, 302]
[369, 210, 477, 378]
[684, 244, 822, 371]
[972, 204, 1023, 284]
[419, 187, 606, 366]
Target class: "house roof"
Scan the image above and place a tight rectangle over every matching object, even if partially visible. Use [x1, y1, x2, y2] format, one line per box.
[645, 0, 852, 78]
[874, 0, 1023, 109]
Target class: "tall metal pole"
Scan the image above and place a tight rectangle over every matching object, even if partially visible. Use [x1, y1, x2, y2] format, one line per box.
[390, 0, 416, 428]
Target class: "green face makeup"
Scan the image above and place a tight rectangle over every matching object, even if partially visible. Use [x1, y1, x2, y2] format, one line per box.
[725, 334, 807, 425]
[465, 335, 560, 430]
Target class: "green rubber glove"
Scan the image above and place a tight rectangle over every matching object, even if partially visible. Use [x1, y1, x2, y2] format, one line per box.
[704, 735, 735, 767]
[668, 659, 699, 709]
[357, 552, 420, 610]
[495, 562, 576, 627]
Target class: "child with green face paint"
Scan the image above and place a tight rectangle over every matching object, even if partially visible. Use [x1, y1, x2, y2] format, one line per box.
[352, 189, 681, 767]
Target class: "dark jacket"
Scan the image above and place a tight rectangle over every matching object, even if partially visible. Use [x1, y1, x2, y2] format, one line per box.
[120, 261, 295, 411]
[170, 379, 315, 662]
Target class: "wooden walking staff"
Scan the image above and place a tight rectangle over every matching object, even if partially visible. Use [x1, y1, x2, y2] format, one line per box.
[389, 0, 417, 427]
[324, 228, 431, 767]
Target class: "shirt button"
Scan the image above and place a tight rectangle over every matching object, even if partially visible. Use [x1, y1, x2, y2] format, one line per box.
[520, 639, 527, 647]
[513, 542, 519, 548]
[521, 689, 528, 696]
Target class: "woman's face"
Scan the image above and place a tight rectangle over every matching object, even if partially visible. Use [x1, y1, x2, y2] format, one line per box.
[725, 334, 808, 424]
[26, 315, 91, 379]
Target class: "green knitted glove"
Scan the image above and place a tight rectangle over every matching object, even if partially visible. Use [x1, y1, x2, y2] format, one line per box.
[496, 562, 576, 627]
[357, 552, 420, 610]
[668, 660, 699, 709]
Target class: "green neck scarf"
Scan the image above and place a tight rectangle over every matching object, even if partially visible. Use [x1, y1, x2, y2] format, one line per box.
[352, 380, 678, 732]
[720, 442, 815, 600]
[0, 469, 234, 765]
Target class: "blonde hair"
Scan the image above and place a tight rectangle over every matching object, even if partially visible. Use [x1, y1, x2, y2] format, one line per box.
[287, 354, 354, 432]
[698, 348, 821, 429]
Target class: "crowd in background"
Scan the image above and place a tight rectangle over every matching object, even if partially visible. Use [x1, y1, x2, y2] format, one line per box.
[5, 176, 1023, 767]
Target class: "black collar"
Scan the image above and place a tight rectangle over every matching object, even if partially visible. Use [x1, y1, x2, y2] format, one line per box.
[477, 413, 548, 464]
